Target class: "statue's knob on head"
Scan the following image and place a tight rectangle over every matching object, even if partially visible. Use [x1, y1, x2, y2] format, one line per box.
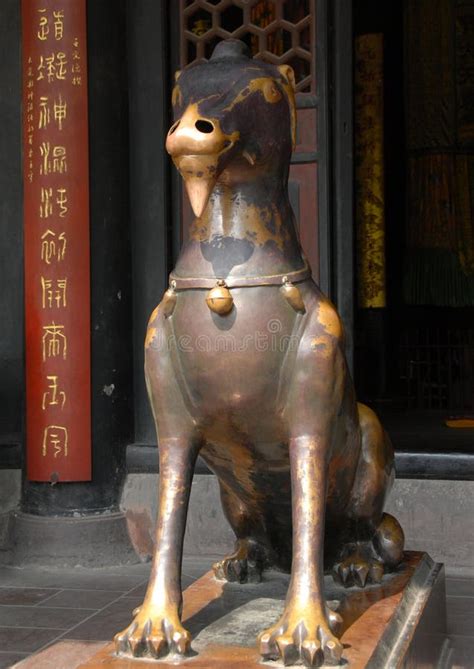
[209, 38, 251, 61]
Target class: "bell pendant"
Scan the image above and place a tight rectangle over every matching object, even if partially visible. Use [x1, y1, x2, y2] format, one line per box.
[162, 282, 177, 318]
[206, 280, 234, 315]
[280, 279, 305, 313]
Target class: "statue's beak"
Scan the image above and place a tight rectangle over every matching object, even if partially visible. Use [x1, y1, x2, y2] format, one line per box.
[165, 104, 238, 218]
[182, 170, 217, 219]
[171, 154, 218, 218]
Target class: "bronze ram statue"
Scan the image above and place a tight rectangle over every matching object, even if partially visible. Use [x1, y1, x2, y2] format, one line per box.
[115, 39, 404, 667]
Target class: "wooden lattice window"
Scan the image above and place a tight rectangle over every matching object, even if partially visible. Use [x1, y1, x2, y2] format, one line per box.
[181, 0, 313, 93]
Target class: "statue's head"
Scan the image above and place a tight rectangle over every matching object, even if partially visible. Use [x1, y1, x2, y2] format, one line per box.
[166, 39, 296, 217]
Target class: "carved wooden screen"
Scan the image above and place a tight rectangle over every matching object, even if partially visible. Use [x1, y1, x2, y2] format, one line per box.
[178, 0, 321, 279]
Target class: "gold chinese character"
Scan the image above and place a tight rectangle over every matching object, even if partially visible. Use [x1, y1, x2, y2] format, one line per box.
[41, 230, 67, 264]
[54, 95, 67, 130]
[40, 187, 53, 218]
[53, 10, 64, 40]
[39, 143, 67, 175]
[37, 55, 46, 81]
[37, 9, 49, 41]
[72, 76, 82, 86]
[53, 146, 67, 173]
[56, 188, 68, 217]
[42, 425, 68, 458]
[38, 52, 68, 82]
[42, 322, 67, 361]
[38, 96, 50, 129]
[42, 375, 66, 410]
[41, 277, 67, 308]
[54, 52, 67, 80]
[39, 142, 50, 174]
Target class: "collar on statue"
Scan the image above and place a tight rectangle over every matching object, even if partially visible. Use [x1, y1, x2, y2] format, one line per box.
[169, 262, 311, 291]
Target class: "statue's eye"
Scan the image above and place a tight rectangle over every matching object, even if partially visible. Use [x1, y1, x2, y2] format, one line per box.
[263, 80, 282, 103]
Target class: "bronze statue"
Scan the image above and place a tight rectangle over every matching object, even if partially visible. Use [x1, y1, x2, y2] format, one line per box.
[115, 40, 404, 667]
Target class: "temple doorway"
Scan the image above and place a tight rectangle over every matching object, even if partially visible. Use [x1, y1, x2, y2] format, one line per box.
[353, 0, 474, 451]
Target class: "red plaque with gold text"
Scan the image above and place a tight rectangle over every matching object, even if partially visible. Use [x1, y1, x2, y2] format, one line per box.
[22, 0, 91, 481]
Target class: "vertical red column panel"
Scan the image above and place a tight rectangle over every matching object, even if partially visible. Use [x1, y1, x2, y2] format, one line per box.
[22, 0, 91, 482]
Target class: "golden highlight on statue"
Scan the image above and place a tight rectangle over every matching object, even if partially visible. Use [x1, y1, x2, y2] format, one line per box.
[115, 40, 404, 667]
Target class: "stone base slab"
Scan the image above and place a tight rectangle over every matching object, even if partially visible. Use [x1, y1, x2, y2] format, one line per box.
[46, 551, 448, 669]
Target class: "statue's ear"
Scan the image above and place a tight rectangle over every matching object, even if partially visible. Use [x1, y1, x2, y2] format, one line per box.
[172, 70, 183, 108]
[278, 65, 297, 150]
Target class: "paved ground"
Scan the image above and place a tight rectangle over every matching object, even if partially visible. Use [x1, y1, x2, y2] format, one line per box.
[0, 558, 472, 668]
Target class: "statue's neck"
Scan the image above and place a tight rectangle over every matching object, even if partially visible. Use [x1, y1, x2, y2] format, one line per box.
[173, 174, 306, 279]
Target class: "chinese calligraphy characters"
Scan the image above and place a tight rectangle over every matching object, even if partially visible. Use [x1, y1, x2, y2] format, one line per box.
[23, 0, 91, 481]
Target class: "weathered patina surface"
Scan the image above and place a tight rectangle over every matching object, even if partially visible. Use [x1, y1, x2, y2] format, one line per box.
[115, 40, 404, 667]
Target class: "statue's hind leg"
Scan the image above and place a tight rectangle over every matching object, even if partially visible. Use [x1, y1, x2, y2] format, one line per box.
[212, 481, 271, 583]
[332, 403, 404, 588]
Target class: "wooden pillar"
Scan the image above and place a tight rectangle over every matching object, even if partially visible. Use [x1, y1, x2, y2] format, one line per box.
[22, 0, 91, 483]
[17, 2, 135, 563]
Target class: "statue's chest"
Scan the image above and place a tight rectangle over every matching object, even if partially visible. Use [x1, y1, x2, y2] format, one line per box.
[168, 286, 299, 415]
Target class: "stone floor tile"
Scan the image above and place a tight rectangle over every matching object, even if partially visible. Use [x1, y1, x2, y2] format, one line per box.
[181, 557, 214, 580]
[447, 596, 474, 638]
[0, 567, 149, 592]
[0, 627, 63, 653]
[10, 640, 107, 669]
[37, 590, 123, 610]
[0, 588, 59, 606]
[0, 652, 28, 669]
[124, 574, 194, 599]
[63, 598, 143, 641]
[120, 582, 147, 599]
[450, 634, 474, 669]
[0, 605, 95, 630]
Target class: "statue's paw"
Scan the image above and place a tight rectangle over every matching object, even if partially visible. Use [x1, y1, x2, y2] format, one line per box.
[373, 513, 405, 568]
[213, 538, 264, 583]
[258, 606, 343, 667]
[332, 555, 384, 588]
[114, 607, 191, 659]
[213, 555, 262, 583]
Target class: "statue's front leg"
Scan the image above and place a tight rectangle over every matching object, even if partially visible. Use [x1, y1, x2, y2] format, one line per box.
[115, 437, 199, 659]
[259, 436, 343, 667]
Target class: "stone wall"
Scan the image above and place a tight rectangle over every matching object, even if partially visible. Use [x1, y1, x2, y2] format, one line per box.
[122, 473, 474, 575]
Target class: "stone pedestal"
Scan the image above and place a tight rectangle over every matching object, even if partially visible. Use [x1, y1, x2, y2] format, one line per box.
[69, 551, 448, 669]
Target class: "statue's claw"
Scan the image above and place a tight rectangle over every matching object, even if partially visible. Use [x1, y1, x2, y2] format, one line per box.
[257, 604, 344, 667]
[213, 538, 265, 583]
[114, 606, 191, 659]
[333, 553, 386, 588]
